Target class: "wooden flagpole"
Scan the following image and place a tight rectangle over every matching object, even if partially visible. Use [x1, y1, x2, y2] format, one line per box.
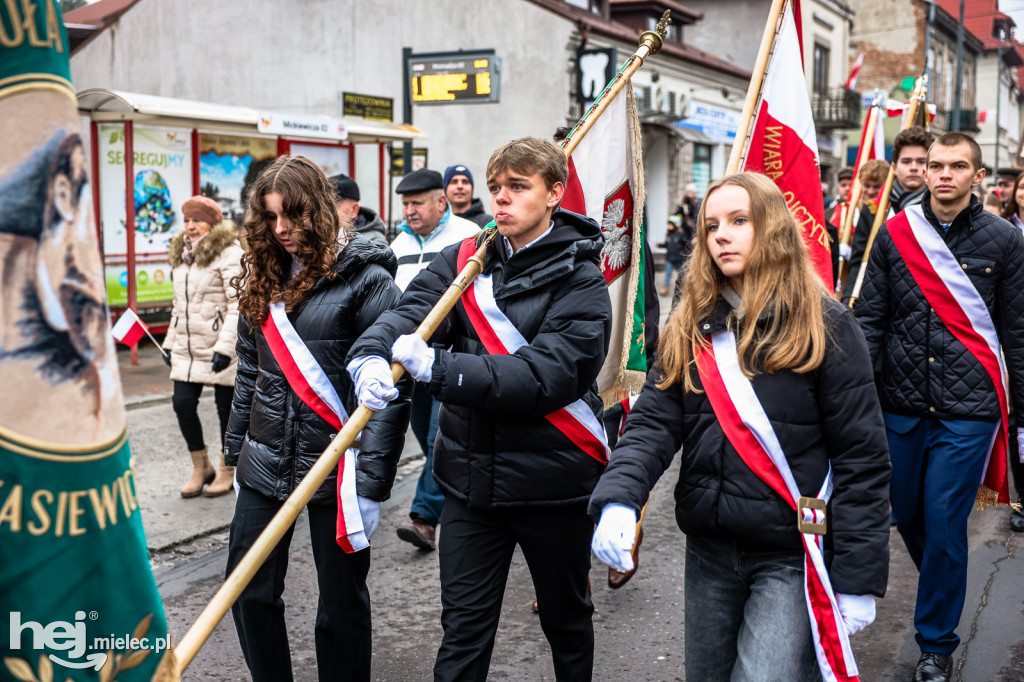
[726, 0, 788, 173]
[173, 16, 673, 676]
[836, 102, 880, 290]
[848, 76, 928, 307]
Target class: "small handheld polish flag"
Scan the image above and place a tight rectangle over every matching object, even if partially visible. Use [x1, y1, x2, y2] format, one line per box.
[111, 308, 164, 356]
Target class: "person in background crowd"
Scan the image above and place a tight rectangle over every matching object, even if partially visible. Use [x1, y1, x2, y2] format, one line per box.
[1001, 172, 1024, 532]
[591, 172, 891, 680]
[390, 168, 480, 551]
[224, 156, 411, 682]
[162, 195, 243, 498]
[855, 133, 1024, 682]
[890, 127, 934, 214]
[983, 188, 1003, 216]
[659, 214, 690, 296]
[674, 182, 701, 228]
[330, 173, 387, 245]
[841, 159, 890, 301]
[828, 166, 854, 215]
[444, 164, 493, 228]
[995, 167, 1022, 209]
[348, 137, 612, 681]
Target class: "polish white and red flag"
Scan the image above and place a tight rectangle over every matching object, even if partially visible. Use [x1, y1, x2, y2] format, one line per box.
[977, 109, 996, 124]
[561, 80, 648, 404]
[886, 98, 937, 125]
[844, 52, 864, 90]
[852, 102, 887, 178]
[741, 0, 833, 285]
[110, 307, 148, 347]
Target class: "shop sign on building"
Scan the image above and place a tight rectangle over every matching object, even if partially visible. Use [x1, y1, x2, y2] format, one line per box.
[675, 102, 739, 143]
[257, 111, 348, 140]
[342, 92, 394, 122]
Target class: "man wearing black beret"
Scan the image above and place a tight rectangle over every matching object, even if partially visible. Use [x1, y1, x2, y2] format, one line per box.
[388, 168, 480, 551]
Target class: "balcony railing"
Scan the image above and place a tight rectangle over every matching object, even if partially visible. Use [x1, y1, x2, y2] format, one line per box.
[811, 87, 860, 130]
[933, 108, 979, 133]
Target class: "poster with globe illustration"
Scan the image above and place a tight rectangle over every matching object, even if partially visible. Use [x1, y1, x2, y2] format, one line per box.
[97, 124, 192, 306]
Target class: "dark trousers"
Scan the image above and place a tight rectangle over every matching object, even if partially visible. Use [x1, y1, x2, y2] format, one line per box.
[684, 535, 818, 681]
[433, 496, 594, 682]
[227, 487, 372, 682]
[172, 380, 233, 453]
[409, 383, 444, 525]
[884, 412, 996, 655]
[1010, 416, 1024, 496]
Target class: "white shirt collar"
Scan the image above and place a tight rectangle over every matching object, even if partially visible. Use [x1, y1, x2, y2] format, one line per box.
[502, 221, 554, 259]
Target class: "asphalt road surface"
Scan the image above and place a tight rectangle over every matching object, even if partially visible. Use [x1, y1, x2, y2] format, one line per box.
[127, 392, 1024, 681]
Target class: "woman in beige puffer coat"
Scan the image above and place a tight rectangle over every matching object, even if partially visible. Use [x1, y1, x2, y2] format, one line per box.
[162, 195, 243, 498]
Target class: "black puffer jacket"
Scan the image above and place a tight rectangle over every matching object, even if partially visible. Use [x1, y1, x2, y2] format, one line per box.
[855, 194, 1024, 420]
[455, 198, 493, 229]
[349, 209, 613, 509]
[588, 297, 892, 597]
[225, 235, 413, 504]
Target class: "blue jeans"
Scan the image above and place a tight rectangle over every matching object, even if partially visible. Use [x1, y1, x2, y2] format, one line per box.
[684, 535, 818, 681]
[663, 261, 681, 289]
[884, 412, 996, 655]
[409, 383, 444, 525]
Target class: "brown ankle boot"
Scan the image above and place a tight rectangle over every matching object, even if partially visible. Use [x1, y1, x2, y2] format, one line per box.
[204, 454, 235, 498]
[181, 448, 215, 498]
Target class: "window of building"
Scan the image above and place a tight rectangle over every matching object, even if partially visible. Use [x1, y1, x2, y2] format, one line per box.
[813, 43, 831, 95]
[693, 144, 712, 197]
[565, 0, 604, 13]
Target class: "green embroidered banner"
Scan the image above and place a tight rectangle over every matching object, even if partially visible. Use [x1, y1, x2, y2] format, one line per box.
[0, 3, 174, 680]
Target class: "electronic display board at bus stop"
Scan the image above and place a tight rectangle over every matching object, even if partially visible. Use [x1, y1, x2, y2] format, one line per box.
[408, 50, 502, 104]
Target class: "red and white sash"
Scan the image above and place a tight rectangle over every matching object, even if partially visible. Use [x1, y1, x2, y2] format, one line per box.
[887, 206, 1009, 506]
[695, 330, 859, 682]
[455, 239, 610, 464]
[261, 301, 369, 553]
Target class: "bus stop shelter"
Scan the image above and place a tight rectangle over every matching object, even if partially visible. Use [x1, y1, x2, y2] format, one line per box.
[77, 88, 425, 361]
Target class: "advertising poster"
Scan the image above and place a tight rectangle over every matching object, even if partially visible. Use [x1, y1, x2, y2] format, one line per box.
[198, 132, 277, 224]
[97, 124, 191, 306]
[289, 142, 351, 178]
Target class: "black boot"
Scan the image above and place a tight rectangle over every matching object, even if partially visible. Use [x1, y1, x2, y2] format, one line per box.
[913, 652, 952, 682]
[1010, 499, 1024, 532]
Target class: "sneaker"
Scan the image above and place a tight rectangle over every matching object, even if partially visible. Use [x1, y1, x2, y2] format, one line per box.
[397, 518, 436, 551]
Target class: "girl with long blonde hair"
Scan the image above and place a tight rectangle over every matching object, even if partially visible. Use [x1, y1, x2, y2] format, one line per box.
[589, 173, 892, 680]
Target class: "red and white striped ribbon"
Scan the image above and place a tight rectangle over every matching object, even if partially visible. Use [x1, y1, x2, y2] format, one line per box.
[887, 206, 1009, 501]
[456, 239, 610, 464]
[261, 301, 368, 553]
[696, 330, 859, 682]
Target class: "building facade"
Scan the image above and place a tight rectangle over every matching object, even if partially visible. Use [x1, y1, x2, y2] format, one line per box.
[850, 0, 982, 138]
[68, 0, 749, 249]
[680, 0, 857, 188]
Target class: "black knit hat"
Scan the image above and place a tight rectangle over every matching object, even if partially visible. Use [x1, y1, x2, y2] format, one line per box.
[330, 174, 360, 201]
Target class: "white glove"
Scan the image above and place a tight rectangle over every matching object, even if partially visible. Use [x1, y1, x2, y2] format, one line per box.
[839, 243, 852, 261]
[357, 495, 380, 539]
[591, 504, 637, 572]
[1017, 428, 1024, 463]
[346, 356, 398, 410]
[391, 334, 435, 383]
[836, 592, 876, 636]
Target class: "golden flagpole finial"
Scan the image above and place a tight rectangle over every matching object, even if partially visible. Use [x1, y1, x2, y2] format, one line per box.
[639, 10, 672, 55]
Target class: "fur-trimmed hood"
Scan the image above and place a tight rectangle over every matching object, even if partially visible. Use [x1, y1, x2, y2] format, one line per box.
[168, 223, 240, 268]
